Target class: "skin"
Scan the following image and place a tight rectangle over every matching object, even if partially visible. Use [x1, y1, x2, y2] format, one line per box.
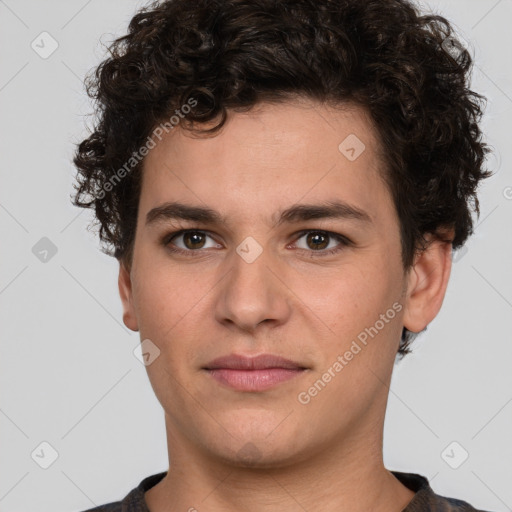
[118, 98, 453, 512]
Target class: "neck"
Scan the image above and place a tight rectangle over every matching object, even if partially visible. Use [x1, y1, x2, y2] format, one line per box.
[145, 414, 415, 512]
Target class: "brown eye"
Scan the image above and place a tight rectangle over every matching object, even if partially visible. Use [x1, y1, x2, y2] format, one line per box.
[182, 231, 207, 249]
[164, 230, 221, 254]
[305, 232, 329, 250]
[293, 230, 350, 257]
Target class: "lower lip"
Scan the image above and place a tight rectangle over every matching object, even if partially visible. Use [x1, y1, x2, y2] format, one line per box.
[205, 368, 305, 391]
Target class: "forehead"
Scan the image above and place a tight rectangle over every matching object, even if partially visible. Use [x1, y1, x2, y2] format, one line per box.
[139, 99, 393, 228]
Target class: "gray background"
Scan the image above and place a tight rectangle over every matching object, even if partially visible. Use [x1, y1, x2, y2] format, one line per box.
[0, 0, 511, 511]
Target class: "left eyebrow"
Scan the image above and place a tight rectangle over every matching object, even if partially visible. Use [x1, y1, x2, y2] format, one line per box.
[273, 200, 373, 227]
[145, 199, 373, 228]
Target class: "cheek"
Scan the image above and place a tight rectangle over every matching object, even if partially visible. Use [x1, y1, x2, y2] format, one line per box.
[131, 249, 201, 331]
[294, 267, 402, 420]
[132, 275, 170, 335]
[131, 261, 212, 373]
[298, 257, 403, 368]
[301, 260, 392, 330]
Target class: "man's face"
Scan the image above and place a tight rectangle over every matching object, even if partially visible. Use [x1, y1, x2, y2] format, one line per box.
[121, 99, 410, 467]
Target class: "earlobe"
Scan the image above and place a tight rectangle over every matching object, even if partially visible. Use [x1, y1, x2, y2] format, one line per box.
[402, 233, 453, 334]
[118, 260, 139, 332]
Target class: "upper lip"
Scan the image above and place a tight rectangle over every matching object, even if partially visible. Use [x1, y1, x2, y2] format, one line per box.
[203, 354, 307, 370]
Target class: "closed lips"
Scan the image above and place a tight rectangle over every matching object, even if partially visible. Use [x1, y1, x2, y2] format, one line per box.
[203, 354, 308, 371]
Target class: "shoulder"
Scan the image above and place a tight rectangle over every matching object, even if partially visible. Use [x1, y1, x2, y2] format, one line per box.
[77, 471, 167, 512]
[391, 471, 495, 512]
[80, 500, 123, 512]
[440, 495, 493, 512]
[418, 493, 494, 512]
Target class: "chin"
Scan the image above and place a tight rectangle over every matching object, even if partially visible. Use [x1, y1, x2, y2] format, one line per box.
[219, 443, 300, 469]
[202, 430, 310, 470]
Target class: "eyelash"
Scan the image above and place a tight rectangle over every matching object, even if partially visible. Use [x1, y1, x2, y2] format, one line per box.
[161, 229, 351, 258]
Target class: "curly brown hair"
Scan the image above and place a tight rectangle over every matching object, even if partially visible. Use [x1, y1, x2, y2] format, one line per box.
[72, 0, 492, 356]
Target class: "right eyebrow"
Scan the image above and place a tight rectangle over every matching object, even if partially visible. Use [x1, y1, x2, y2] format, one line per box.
[145, 202, 225, 227]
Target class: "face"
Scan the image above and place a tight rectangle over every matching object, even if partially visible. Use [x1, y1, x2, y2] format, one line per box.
[119, 98, 450, 468]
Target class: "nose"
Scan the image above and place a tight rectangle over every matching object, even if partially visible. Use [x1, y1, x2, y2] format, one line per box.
[214, 243, 292, 334]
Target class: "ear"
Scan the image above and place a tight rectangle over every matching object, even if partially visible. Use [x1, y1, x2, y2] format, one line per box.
[402, 232, 453, 334]
[118, 260, 139, 332]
